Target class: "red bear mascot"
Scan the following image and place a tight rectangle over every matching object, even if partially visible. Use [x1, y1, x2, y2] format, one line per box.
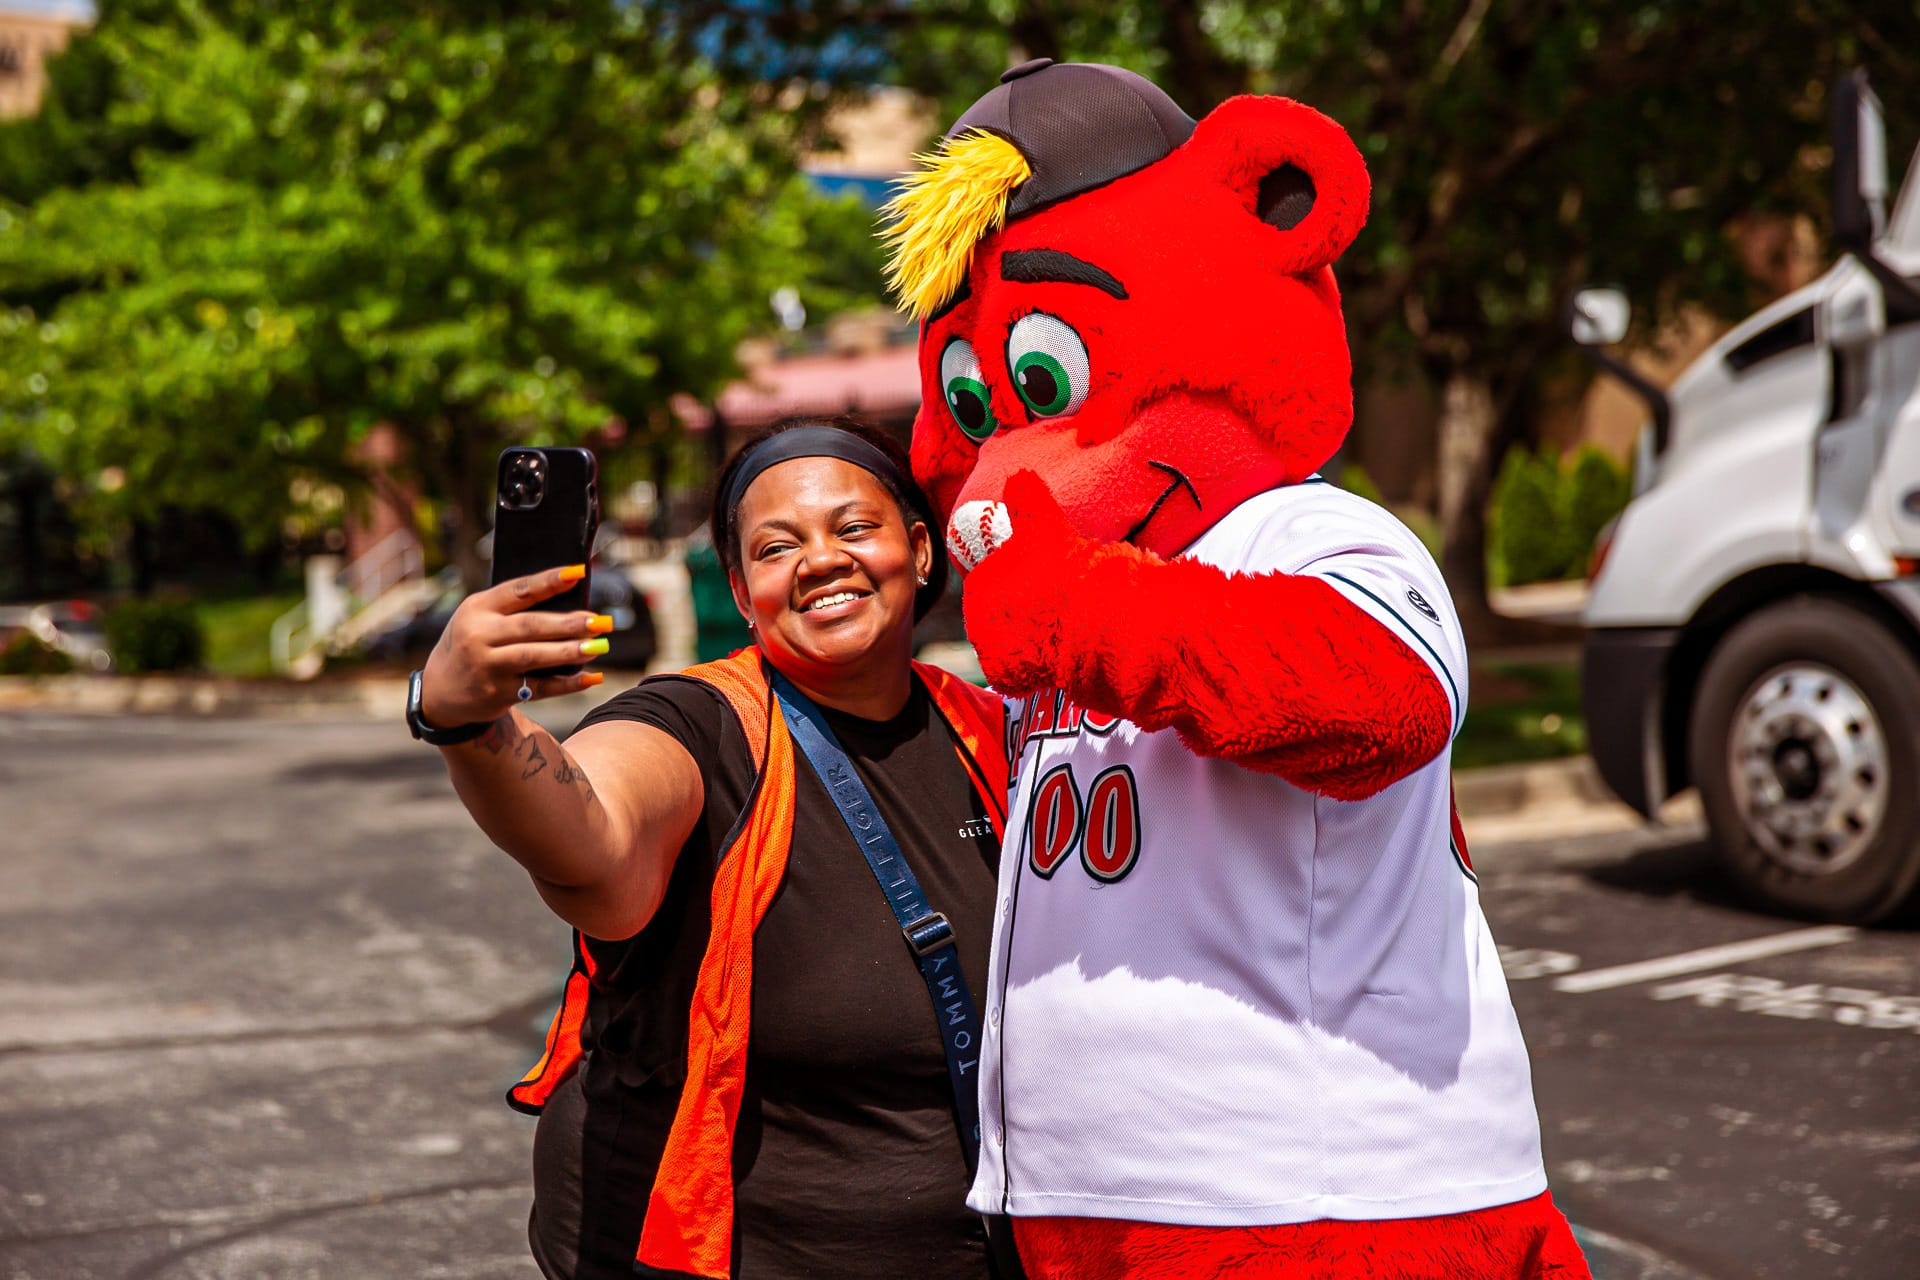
[885, 61, 1592, 1279]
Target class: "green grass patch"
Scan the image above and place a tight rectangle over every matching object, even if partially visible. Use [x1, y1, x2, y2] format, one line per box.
[1455, 660, 1585, 770]
[195, 592, 303, 677]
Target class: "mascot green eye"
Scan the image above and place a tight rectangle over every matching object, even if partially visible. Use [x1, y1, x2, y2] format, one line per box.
[939, 338, 998, 441]
[1007, 313, 1090, 418]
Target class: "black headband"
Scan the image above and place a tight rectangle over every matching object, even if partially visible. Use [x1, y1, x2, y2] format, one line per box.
[721, 426, 917, 522]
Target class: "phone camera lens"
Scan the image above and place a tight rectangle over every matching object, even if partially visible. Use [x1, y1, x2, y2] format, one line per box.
[500, 453, 546, 510]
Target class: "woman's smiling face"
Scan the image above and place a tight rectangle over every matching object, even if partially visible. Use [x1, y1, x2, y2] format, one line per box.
[730, 456, 933, 686]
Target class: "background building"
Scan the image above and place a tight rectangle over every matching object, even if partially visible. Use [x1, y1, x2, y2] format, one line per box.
[0, 1, 88, 119]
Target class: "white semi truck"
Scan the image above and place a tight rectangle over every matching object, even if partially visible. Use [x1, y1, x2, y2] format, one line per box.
[1572, 71, 1920, 924]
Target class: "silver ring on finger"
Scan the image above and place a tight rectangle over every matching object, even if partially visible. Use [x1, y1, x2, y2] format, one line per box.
[516, 678, 533, 702]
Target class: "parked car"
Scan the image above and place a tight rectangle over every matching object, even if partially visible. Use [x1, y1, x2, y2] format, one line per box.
[0, 600, 114, 672]
[362, 562, 657, 671]
[588, 564, 659, 669]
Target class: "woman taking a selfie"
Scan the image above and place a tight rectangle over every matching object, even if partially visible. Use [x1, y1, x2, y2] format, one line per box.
[411, 418, 1009, 1280]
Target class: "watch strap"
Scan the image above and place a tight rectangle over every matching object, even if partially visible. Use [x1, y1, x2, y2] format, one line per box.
[407, 668, 493, 745]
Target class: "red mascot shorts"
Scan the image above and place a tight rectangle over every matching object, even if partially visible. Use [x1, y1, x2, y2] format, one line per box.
[1013, 1190, 1592, 1279]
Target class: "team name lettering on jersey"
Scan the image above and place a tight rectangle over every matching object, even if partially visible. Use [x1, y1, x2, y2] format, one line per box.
[1005, 689, 1121, 766]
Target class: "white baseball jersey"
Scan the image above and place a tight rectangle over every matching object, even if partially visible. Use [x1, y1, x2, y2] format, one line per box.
[967, 481, 1548, 1226]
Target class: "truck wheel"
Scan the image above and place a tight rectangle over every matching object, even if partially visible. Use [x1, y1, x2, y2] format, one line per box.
[1689, 596, 1920, 924]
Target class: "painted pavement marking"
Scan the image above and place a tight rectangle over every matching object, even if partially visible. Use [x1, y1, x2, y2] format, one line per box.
[1549, 925, 1859, 994]
[1650, 973, 1920, 1031]
[1498, 946, 1582, 980]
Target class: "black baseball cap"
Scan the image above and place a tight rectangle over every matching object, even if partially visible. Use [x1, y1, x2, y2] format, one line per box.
[944, 58, 1196, 221]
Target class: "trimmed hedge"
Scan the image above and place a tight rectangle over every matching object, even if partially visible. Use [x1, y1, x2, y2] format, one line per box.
[1490, 445, 1631, 586]
[1564, 447, 1632, 571]
[0, 632, 75, 675]
[104, 600, 206, 673]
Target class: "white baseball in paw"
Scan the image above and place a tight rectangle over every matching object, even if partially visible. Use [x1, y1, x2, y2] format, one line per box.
[947, 500, 1013, 572]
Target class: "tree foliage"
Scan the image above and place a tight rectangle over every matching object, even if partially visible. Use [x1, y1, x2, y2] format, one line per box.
[0, 0, 868, 583]
[11, 1, 1920, 613]
[790, 0, 1919, 360]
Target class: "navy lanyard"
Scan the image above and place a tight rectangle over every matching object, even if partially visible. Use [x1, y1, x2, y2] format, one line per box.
[769, 670, 985, 1172]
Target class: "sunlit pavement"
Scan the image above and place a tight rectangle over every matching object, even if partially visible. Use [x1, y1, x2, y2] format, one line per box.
[1, 712, 1914, 1278]
[1476, 822, 1919, 1280]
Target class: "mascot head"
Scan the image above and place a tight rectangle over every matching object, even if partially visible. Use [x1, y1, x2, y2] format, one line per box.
[885, 60, 1369, 564]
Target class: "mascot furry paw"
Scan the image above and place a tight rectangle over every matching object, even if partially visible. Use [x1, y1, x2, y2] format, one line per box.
[886, 60, 1591, 1279]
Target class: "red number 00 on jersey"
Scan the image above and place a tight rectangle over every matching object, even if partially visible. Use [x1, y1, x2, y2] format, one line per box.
[1027, 763, 1142, 883]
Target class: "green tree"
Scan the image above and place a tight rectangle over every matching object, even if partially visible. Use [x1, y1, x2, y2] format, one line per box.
[707, 0, 1918, 637]
[0, 1, 867, 585]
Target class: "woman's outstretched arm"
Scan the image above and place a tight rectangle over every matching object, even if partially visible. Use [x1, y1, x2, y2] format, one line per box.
[422, 565, 704, 941]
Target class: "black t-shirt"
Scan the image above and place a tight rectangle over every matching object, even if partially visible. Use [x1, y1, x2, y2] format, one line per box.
[531, 673, 1002, 1280]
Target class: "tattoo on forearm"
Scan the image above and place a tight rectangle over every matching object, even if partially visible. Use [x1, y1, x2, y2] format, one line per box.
[473, 713, 588, 797]
[514, 734, 548, 780]
[476, 716, 518, 755]
[553, 753, 594, 798]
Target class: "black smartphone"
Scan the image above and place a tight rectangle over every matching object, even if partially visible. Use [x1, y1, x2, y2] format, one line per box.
[491, 446, 600, 678]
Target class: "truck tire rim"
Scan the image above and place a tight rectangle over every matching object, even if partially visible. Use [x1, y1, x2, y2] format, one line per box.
[1727, 663, 1886, 876]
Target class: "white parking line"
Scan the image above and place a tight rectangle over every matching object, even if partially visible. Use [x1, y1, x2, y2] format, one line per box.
[1551, 926, 1859, 994]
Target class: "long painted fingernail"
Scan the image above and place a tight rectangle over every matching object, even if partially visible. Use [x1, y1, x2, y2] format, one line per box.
[559, 564, 586, 584]
[580, 638, 610, 657]
[581, 672, 605, 688]
[587, 614, 615, 635]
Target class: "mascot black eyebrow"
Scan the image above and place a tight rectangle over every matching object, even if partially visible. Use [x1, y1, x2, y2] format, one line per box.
[888, 60, 1591, 1280]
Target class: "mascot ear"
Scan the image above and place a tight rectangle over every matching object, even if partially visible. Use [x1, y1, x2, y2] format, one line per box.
[1179, 95, 1370, 276]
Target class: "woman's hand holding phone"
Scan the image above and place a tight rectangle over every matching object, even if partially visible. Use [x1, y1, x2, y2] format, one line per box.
[420, 564, 612, 728]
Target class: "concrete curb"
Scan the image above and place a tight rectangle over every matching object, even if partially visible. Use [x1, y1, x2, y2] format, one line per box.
[0, 672, 407, 719]
[1453, 755, 1619, 814]
[2, 673, 1675, 830]
[0, 669, 658, 720]
[1453, 754, 1701, 841]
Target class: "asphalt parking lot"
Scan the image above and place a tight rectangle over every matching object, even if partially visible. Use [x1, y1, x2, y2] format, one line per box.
[1474, 822, 1919, 1280]
[1, 709, 1915, 1279]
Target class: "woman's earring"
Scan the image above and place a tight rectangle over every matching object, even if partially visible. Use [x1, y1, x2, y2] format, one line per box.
[746, 618, 756, 630]
[916, 574, 929, 587]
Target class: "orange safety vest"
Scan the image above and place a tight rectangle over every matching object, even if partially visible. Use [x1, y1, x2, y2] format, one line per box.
[508, 648, 1009, 1280]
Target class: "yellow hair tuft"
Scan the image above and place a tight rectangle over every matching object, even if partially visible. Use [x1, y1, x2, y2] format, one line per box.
[881, 130, 1031, 319]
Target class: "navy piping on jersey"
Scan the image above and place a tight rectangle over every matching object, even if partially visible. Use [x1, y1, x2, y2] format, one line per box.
[1449, 831, 1479, 885]
[995, 741, 1051, 1215]
[1321, 570, 1462, 733]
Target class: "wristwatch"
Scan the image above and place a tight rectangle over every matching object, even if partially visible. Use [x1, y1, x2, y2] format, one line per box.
[406, 668, 492, 745]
